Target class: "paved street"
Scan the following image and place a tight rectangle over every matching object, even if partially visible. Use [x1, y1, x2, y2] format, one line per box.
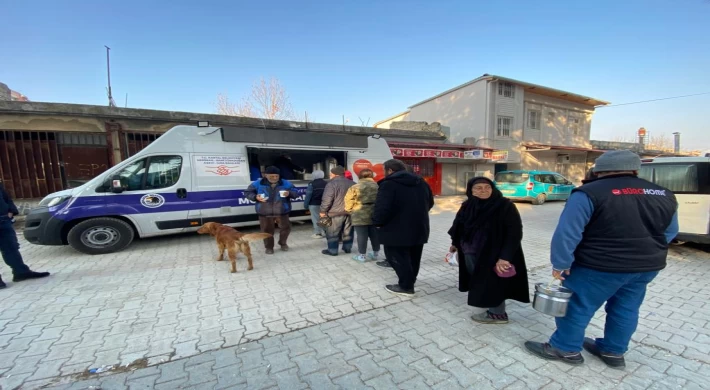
[1, 198, 709, 390]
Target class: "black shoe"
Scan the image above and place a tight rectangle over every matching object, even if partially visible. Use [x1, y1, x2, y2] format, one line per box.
[385, 284, 414, 296]
[265, 248, 275, 255]
[0, 276, 6, 289]
[280, 245, 289, 252]
[583, 337, 625, 369]
[524, 341, 584, 365]
[376, 260, 392, 269]
[321, 249, 337, 257]
[343, 249, 351, 254]
[13, 271, 50, 282]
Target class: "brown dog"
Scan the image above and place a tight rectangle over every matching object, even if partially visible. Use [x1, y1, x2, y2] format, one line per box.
[197, 222, 272, 273]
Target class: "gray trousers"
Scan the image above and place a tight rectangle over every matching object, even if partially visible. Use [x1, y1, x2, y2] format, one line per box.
[354, 225, 380, 255]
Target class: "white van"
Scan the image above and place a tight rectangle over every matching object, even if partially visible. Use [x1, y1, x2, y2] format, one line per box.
[23, 124, 393, 254]
[640, 156, 710, 244]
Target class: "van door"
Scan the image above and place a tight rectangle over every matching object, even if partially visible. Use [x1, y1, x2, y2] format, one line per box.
[553, 174, 575, 200]
[108, 154, 190, 236]
[539, 174, 559, 199]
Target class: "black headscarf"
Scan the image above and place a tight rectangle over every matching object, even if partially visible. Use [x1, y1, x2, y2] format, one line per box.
[456, 177, 507, 241]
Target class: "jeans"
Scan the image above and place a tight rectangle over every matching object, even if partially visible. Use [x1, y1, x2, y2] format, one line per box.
[354, 225, 380, 255]
[549, 266, 659, 354]
[386, 245, 424, 290]
[464, 254, 506, 313]
[258, 215, 291, 249]
[324, 215, 353, 255]
[0, 217, 30, 276]
[308, 205, 324, 235]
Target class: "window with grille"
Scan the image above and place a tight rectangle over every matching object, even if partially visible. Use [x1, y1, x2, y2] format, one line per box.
[400, 158, 435, 178]
[497, 116, 513, 137]
[498, 82, 515, 98]
[527, 110, 541, 130]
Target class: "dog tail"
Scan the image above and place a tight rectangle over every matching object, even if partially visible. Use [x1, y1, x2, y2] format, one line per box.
[240, 233, 273, 242]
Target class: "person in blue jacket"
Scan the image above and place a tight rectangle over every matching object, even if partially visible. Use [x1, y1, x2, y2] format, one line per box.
[525, 150, 679, 369]
[244, 166, 298, 254]
[1, 183, 50, 289]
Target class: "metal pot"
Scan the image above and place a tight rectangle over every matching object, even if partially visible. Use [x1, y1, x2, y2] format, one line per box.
[533, 282, 573, 317]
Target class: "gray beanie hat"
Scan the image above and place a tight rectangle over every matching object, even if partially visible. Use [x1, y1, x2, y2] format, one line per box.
[593, 150, 641, 173]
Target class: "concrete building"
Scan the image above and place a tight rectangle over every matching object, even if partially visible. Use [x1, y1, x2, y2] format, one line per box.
[0, 101, 447, 200]
[375, 74, 610, 184]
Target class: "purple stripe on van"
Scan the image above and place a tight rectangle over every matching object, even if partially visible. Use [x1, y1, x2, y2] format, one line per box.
[49, 187, 307, 221]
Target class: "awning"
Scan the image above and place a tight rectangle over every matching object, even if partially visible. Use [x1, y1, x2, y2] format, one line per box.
[523, 143, 604, 153]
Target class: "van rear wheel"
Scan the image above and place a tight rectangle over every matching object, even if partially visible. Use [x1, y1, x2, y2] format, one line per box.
[67, 218, 135, 255]
[532, 193, 547, 205]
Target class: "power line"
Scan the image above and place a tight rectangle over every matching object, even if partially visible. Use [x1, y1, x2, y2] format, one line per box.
[599, 92, 710, 108]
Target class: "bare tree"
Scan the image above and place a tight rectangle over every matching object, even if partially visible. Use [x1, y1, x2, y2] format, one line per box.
[646, 133, 674, 151]
[215, 77, 298, 120]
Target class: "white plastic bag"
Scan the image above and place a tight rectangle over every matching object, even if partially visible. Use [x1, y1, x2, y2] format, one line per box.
[445, 251, 459, 267]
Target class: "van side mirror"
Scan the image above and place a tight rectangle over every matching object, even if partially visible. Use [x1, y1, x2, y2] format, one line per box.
[110, 176, 124, 193]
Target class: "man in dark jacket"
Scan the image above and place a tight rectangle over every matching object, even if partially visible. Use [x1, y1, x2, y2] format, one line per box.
[0, 184, 50, 289]
[525, 150, 679, 368]
[244, 166, 298, 254]
[373, 159, 434, 296]
[320, 166, 355, 256]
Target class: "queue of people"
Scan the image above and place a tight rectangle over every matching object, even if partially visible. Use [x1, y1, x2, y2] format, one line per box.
[247, 151, 679, 370]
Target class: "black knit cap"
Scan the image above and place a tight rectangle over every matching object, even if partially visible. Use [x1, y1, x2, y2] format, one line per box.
[264, 166, 280, 175]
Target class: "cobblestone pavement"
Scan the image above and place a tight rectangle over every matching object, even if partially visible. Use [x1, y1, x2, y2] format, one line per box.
[1, 198, 709, 389]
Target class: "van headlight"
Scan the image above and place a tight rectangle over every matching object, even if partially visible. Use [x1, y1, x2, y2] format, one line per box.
[39, 196, 71, 207]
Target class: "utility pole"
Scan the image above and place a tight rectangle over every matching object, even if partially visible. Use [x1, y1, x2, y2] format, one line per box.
[105, 46, 116, 107]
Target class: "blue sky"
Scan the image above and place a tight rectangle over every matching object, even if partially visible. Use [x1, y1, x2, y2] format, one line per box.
[2, 0, 709, 150]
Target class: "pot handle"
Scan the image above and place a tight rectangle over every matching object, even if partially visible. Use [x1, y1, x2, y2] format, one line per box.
[545, 277, 562, 290]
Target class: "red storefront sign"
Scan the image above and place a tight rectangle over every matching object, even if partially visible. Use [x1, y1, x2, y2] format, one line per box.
[390, 148, 491, 160]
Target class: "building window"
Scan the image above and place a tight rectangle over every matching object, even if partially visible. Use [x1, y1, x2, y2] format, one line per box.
[527, 110, 541, 130]
[497, 116, 513, 138]
[568, 117, 581, 136]
[498, 82, 515, 98]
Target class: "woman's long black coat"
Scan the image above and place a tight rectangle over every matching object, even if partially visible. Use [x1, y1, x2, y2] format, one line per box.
[448, 199, 531, 308]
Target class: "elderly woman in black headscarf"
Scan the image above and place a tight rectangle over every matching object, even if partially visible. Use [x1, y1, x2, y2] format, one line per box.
[448, 177, 530, 324]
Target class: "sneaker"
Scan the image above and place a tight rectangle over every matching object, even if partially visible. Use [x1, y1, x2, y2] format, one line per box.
[12, 271, 50, 282]
[376, 260, 392, 269]
[385, 284, 414, 296]
[352, 254, 366, 262]
[265, 249, 275, 255]
[471, 311, 509, 324]
[321, 249, 337, 257]
[583, 337, 625, 369]
[0, 276, 6, 289]
[367, 251, 379, 260]
[280, 245, 289, 252]
[524, 341, 584, 365]
[311, 234, 322, 239]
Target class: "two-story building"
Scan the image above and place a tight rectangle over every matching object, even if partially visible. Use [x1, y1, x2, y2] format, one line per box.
[375, 74, 610, 185]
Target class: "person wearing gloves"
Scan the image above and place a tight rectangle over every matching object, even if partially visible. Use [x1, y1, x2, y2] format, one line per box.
[244, 166, 298, 254]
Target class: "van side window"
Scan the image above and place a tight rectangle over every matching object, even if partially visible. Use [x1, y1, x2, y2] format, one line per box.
[117, 159, 147, 192]
[145, 156, 183, 189]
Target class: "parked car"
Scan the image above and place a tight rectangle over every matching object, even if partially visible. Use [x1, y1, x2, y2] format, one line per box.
[494, 170, 576, 205]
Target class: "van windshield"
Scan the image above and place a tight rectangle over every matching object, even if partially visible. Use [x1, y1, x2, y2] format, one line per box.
[495, 172, 528, 184]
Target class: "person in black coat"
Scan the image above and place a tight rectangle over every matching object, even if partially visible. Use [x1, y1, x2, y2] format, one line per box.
[448, 177, 530, 323]
[373, 159, 434, 296]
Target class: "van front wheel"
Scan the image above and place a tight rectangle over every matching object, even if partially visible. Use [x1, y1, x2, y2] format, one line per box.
[67, 218, 135, 255]
[532, 194, 547, 205]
